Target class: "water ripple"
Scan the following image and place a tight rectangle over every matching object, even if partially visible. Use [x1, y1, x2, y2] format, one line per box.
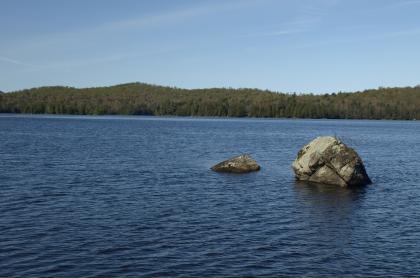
[1, 116, 420, 277]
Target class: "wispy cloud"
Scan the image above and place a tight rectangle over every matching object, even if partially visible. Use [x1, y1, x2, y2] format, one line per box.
[7, 0, 267, 45]
[241, 22, 308, 38]
[1, 46, 181, 72]
[32, 48, 179, 71]
[378, 27, 420, 38]
[241, 1, 339, 38]
[99, 0, 263, 32]
[1, 1, 269, 70]
[86, 5, 216, 34]
[0, 56, 35, 67]
[298, 27, 420, 48]
[258, 29, 306, 37]
[388, 0, 420, 7]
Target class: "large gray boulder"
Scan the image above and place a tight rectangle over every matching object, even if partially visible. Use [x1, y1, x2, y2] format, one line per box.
[211, 154, 260, 173]
[292, 136, 371, 187]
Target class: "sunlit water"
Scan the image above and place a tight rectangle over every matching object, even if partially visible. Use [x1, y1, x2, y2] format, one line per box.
[1, 115, 419, 277]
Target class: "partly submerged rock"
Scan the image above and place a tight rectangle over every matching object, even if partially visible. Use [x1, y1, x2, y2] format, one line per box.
[211, 154, 260, 173]
[292, 136, 371, 187]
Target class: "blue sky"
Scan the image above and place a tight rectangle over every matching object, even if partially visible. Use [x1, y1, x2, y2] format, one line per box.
[1, 0, 420, 93]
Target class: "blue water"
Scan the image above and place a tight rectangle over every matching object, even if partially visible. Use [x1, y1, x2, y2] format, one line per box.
[1, 115, 419, 277]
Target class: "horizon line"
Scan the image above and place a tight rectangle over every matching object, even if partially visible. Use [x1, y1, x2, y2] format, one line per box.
[3, 81, 420, 95]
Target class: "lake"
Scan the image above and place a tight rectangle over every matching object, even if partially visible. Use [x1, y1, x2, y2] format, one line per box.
[1, 115, 419, 277]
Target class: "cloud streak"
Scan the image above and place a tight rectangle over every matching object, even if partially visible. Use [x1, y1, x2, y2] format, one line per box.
[241, 27, 306, 38]
[6, 0, 267, 46]
[388, 0, 420, 7]
[297, 27, 420, 48]
[32, 47, 180, 70]
[241, 1, 339, 38]
[1, 1, 266, 70]
[99, 0, 261, 32]
[0, 56, 34, 67]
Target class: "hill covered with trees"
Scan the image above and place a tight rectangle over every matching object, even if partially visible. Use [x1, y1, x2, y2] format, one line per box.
[0, 83, 419, 120]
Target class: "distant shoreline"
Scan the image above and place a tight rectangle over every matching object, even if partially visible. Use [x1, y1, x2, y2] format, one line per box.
[0, 113, 417, 122]
[0, 82, 419, 120]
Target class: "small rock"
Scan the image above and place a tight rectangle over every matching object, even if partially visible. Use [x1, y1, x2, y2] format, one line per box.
[292, 136, 371, 187]
[211, 154, 260, 173]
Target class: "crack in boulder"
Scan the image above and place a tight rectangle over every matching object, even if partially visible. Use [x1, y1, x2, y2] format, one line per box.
[292, 136, 371, 187]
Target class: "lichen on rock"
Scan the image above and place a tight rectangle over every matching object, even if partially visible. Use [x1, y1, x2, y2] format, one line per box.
[292, 136, 371, 187]
[211, 154, 260, 173]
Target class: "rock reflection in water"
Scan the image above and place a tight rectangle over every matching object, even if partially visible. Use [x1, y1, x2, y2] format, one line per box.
[293, 181, 368, 253]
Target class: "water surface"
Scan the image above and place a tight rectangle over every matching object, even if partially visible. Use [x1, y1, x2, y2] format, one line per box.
[1, 115, 419, 277]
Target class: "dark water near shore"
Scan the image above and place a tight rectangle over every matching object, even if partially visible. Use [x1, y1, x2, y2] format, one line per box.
[1, 115, 420, 277]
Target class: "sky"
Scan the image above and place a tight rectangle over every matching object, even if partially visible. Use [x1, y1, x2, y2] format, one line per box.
[1, 0, 420, 93]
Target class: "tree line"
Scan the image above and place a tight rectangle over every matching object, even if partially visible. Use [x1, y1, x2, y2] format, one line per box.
[0, 82, 419, 120]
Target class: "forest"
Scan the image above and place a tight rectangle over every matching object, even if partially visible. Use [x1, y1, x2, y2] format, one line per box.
[0, 82, 419, 120]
